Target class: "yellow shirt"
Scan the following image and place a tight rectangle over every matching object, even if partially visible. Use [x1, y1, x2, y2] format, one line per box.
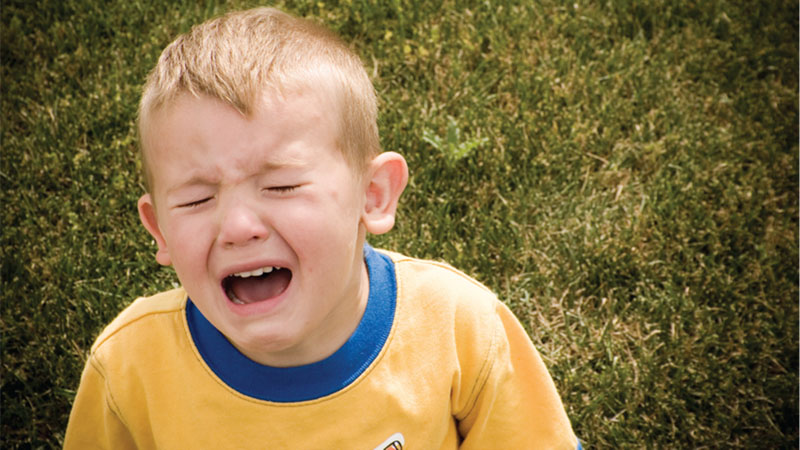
[64, 247, 578, 449]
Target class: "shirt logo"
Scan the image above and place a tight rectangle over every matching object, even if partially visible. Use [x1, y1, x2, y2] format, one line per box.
[374, 432, 404, 450]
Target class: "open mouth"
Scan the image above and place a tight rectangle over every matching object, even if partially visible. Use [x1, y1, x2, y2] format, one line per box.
[222, 266, 292, 305]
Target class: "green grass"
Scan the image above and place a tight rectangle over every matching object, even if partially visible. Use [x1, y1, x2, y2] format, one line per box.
[2, 0, 797, 447]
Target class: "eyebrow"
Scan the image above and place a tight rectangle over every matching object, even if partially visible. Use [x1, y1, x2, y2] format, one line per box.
[257, 158, 305, 172]
[164, 173, 217, 197]
[164, 157, 306, 196]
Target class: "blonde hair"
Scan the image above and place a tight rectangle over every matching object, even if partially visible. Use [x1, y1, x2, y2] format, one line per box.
[138, 7, 379, 191]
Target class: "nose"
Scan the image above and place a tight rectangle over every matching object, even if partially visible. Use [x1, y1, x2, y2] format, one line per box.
[218, 200, 269, 247]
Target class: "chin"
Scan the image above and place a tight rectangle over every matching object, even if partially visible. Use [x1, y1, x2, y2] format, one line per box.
[230, 326, 303, 361]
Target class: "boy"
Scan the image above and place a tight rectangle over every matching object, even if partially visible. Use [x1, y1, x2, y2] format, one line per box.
[64, 7, 579, 449]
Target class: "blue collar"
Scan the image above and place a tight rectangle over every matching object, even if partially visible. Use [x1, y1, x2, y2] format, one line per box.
[185, 244, 396, 403]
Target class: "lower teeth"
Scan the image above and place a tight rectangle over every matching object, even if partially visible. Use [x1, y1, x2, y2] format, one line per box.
[227, 288, 245, 305]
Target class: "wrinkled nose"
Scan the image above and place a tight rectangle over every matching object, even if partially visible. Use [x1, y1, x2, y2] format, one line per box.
[218, 202, 269, 247]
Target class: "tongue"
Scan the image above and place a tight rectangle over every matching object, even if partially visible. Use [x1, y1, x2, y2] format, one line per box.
[229, 269, 291, 304]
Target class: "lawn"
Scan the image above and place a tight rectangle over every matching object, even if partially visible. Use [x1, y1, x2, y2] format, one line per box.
[2, 0, 797, 447]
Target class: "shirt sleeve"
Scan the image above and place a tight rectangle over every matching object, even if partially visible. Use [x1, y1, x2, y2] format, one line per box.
[456, 300, 579, 449]
[63, 355, 137, 450]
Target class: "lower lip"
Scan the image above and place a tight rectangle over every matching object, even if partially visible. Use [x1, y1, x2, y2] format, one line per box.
[221, 282, 291, 317]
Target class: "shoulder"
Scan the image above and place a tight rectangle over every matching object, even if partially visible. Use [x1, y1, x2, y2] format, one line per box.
[378, 249, 500, 318]
[90, 288, 188, 355]
[376, 249, 504, 363]
[376, 250, 508, 415]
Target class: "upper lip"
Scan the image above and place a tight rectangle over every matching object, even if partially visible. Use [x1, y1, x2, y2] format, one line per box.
[233, 266, 276, 278]
[218, 259, 292, 282]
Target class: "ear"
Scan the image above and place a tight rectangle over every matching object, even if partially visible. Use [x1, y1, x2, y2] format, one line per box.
[138, 193, 172, 266]
[362, 152, 409, 235]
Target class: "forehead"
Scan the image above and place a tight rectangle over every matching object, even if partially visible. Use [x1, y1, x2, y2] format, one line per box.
[139, 89, 350, 191]
[145, 86, 324, 141]
[142, 78, 344, 142]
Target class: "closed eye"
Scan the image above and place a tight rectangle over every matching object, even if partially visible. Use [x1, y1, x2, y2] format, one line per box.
[178, 197, 212, 208]
[267, 185, 298, 193]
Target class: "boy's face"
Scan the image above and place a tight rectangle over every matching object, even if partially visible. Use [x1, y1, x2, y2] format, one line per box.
[138, 90, 373, 367]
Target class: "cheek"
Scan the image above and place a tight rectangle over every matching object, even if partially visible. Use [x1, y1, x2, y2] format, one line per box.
[163, 218, 213, 267]
[277, 200, 360, 258]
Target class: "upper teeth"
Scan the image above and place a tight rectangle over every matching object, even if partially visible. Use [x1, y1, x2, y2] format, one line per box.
[234, 266, 275, 278]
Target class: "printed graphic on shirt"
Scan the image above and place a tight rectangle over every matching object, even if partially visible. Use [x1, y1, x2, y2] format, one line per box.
[373, 432, 404, 450]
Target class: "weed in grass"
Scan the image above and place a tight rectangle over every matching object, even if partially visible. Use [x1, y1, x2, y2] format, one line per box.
[422, 116, 488, 167]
